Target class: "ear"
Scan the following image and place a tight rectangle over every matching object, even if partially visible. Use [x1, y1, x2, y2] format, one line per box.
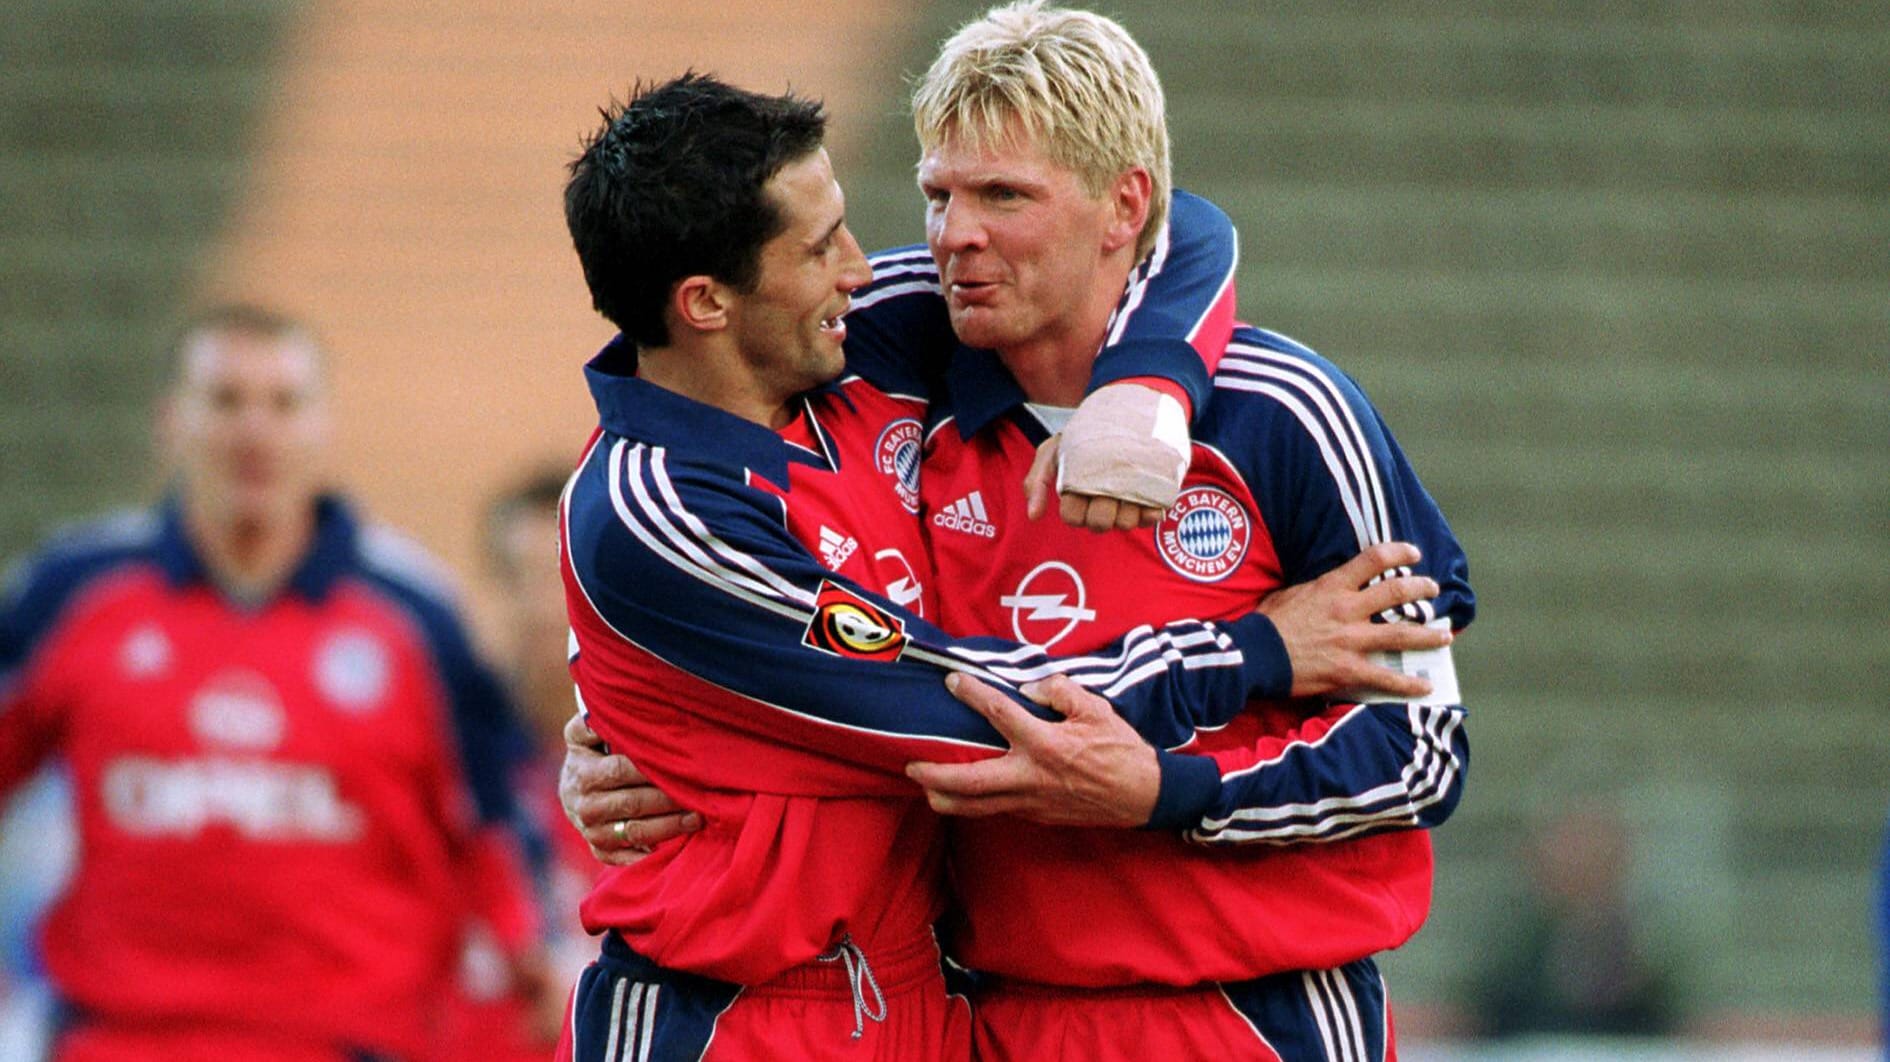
[670, 274, 733, 334]
[1100, 168, 1153, 255]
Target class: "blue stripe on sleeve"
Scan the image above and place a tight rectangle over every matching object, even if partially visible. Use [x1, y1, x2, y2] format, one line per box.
[1087, 190, 1239, 414]
[1215, 331, 1475, 630]
[356, 549, 528, 829]
[2, 512, 159, 700]
[1188, 702, 1469, 845]
[839, 245, 953, 400]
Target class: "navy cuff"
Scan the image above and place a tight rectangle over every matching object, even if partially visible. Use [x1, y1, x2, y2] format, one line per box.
[1145, 750, 1222, 830]
[1227, 613, 1292, 700]
[1087, 338, 1211, 422]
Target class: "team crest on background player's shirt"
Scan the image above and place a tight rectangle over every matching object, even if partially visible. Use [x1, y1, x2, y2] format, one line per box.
[118, 622, 172, 678]
[1155, 487, 1251, 582]
[188, 669, 286, 751]
[314, 629, 391, 713]
[874, 419, 922, 513]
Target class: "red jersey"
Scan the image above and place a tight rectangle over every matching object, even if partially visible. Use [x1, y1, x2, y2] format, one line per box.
[919, 326, 1476, 987]
[561, 336, 1279, 987]
[0, 498, 535, 1060]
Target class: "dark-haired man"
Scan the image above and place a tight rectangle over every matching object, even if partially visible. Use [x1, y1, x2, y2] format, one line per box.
[0, 306, 539, 1062]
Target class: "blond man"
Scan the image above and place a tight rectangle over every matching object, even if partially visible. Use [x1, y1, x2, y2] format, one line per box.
[892, 6, 1472, 1059]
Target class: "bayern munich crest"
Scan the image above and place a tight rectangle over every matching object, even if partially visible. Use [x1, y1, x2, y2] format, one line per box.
[1154, 487, 1252, 582]
[314, 629, 391, 714]
[874, 418, 922, 513]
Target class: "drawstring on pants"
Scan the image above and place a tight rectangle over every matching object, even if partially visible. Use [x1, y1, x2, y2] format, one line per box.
[816, 934, 887, 1040]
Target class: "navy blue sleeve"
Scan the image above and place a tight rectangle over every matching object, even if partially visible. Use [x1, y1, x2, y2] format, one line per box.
[565, 437, 1284, 791]
[0, 559, 35, 700]
[359, 559, 529, 830]
[0, 514, 159, 794]
[0, 556, 52, 779]
[839, 245, 956, 400]
[1086, 189, 1240, 416]
[1153, 332, 1474, 842]
[1218, 329, 1475, 629]
[362, 556, 545, 948]
[1, 515, 157, 694]
[1177, 701, 1470, 844]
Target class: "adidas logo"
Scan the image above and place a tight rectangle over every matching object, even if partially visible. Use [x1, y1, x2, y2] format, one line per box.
[818, 526, 858, 570]
[932, 490, 997, 539]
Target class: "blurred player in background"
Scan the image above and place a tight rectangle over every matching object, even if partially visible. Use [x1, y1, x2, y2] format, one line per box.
[1469, 803, 1676, 1038]
[0, 305, 538, 1062]
[438, 469, 614, 1060]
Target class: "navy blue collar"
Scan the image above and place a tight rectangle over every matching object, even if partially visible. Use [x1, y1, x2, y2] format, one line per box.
[584, 335, 846, 489]
[155, 493, 359, 602]
[943, 344, 1032, 440]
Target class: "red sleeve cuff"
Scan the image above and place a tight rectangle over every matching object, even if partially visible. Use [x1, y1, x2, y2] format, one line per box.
[1109, 376, 1193, 420]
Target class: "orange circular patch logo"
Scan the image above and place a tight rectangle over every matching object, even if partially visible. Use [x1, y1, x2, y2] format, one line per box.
[803, 581, 909, 662]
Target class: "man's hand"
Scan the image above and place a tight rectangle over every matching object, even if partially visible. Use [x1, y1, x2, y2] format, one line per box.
[560, 713, 701, 866]
[1024, 383, 1190, 532]
[1025, 436, 1163, 531]
[905, 673, 1160, 827]
[1259, 541, 1454, 700]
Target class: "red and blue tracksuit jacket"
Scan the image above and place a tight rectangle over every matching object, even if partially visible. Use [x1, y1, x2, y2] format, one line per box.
[0, 496, 536, 1061]
[910, 317, 1475, 988]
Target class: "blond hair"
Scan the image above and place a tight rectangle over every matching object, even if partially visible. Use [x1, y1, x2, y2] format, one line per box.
[913, 1, 1171, 259]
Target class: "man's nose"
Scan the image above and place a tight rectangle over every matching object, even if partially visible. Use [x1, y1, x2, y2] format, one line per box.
[934, 198, 987, 253]
[837, 227, 872, 292]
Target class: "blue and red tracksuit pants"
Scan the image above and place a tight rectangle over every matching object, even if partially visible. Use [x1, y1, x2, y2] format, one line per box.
[971, 957, 1394, 1062]
[557, 932, 971, 1062]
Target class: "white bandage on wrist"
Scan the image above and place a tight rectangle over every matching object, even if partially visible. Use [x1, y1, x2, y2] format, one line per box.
[1054, 385, 1192, 509]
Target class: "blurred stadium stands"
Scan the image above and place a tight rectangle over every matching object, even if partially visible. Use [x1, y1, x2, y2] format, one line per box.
[0, 0, 300, 551]
[2, 0, 1886, 1053]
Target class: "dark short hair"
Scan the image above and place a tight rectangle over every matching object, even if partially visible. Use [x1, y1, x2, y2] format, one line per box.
[564, 73, 827, 347]
[484, 467, 570, 578]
